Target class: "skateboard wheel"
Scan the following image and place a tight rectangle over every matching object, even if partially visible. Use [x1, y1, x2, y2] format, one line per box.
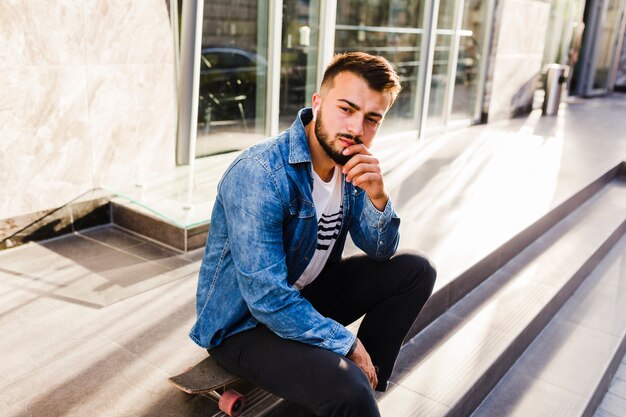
[219, 389, 245, 417]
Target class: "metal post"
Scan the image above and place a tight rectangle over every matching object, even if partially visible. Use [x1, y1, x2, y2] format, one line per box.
[169, 0, 180, 148]
[415, 0, 440, 138]
[176, 0, 204, 166]
[443, 0, 466, 127]
[266, 0, 283, 137]
[317, 0, 337, 88]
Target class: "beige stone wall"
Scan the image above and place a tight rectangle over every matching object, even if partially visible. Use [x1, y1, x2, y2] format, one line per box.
[486, 0, 551, 120]
[0, 0, 177, 220]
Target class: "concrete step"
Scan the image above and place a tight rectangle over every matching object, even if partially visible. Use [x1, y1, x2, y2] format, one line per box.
[377, 178, 626, 417]
[594, 352, 626, 417]
[471, 232, 626, 417]
[405, 164, 624, 341]
[111, 198, 209, 252]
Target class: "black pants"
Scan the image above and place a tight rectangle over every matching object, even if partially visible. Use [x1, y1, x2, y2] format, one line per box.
[210, 249, 436, 417]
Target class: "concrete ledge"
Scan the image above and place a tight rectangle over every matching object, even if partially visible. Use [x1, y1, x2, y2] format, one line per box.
[111, 199, 209, 252]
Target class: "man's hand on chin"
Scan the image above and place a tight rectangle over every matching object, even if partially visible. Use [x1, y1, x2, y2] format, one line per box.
[341, 144, 389, 211]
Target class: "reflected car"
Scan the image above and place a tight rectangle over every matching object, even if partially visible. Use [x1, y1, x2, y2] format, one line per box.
[198, 47, 267, 130]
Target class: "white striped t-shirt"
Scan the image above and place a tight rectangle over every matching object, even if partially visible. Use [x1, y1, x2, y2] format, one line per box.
[293, 166, 343, 290]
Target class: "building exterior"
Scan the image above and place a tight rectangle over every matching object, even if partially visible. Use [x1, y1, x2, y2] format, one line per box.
[1, 0, 625, 240]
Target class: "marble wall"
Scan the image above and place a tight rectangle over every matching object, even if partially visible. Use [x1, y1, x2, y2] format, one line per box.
[0, 0, 177, 222]
[485, 0, 551, 120]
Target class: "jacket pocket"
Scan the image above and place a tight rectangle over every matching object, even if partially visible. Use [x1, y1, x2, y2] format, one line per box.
[286, 198, 315, 252]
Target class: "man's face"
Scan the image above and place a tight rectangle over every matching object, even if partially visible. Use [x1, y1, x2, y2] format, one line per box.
[312, 72, 392, 166]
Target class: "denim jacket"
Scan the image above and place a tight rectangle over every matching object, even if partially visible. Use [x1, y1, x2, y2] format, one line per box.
[189, 108, 401, 356]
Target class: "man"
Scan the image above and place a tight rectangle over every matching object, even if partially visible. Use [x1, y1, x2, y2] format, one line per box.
[190, 52, 436, 417]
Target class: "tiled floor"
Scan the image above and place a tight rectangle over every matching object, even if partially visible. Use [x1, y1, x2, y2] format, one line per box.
[0, 226, 201, 307]
[1, 94, 626, 416]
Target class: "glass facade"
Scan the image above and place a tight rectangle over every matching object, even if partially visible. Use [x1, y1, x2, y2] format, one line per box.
[426, 0, 487, 127]
[189, 0, 492, 158]
[542, 0, 586, 67]
[571, 0, 626, 96]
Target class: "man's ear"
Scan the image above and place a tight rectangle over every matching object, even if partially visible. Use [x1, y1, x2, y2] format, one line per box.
[311, 93, 321, 120]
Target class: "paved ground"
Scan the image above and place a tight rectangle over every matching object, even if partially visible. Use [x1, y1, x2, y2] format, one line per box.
[1, 94, 625, 416]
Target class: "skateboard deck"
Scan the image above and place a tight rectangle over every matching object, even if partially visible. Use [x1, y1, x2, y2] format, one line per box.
[169, 356, 246, 416]
[169, 355, 239, 394]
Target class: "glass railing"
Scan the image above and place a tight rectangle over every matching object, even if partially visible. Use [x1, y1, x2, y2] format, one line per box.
[104, 151, 240, 229]
[103, 131, 416, 230]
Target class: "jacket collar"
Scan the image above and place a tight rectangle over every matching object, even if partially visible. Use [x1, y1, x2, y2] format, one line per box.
[288, 108, 314, 165]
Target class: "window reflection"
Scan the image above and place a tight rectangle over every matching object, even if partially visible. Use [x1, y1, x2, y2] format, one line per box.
[428, 33, 452, 126]
[429, 0, 486, 125]
[196, 1, 268, 157]
[451, 0, 485, 121]
[279, 0, 320, 130]
[592, 0, 622, 90]
[335, 0, 425, 134]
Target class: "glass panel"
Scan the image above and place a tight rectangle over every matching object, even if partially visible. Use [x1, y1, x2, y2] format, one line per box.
[543, 0, 568, 66]
[437, 0, 456, 29]
[279, 0, 321, 130]
[108, 152, 240, 228]
[427, 35, 452, 126]
[195, 1, 269, 157]
[450, 0, 485, 121]
[335, 0, 425, 134]
[426, 0, 455, 127]
[592, 0, 622, 90]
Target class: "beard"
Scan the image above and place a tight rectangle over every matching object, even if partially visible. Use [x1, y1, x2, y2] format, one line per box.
[314, 108, 363, 166]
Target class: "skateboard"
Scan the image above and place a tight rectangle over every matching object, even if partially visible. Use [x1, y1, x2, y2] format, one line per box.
[169, 356, 246, 416]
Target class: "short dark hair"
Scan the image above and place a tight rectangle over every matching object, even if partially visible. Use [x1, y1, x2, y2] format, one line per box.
[320, 52, 402, 103]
